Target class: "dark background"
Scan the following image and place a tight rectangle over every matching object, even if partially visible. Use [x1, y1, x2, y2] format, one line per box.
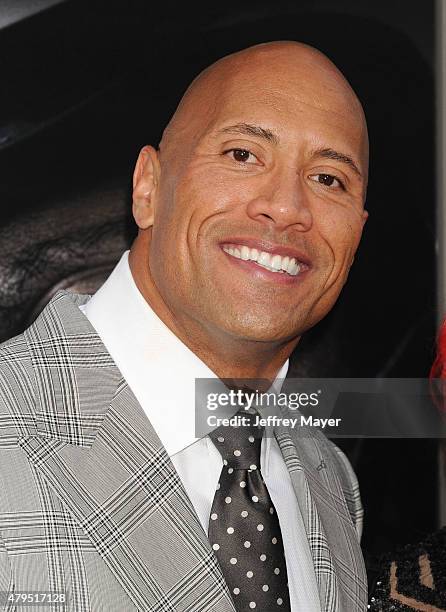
[0, 0, 437, 558]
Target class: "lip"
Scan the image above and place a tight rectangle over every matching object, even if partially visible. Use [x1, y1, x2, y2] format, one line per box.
[218, 237, 312, 267]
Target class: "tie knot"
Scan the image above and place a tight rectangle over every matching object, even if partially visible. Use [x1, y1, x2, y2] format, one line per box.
[209, 409, 264, 469]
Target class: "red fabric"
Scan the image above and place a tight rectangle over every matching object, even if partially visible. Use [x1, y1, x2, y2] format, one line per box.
[430, 321, 446, 411]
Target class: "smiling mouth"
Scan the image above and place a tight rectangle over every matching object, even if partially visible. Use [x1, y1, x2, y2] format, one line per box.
[221, 243, 304, 276]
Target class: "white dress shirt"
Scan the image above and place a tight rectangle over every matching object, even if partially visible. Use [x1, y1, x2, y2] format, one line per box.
[78, 251, 321, 612]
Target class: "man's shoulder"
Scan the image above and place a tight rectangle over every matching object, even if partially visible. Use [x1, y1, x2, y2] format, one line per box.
[0, 329, 32, 380]
[0, 329, 36, 441]
[323, 436, 358, 482]
[288, 422, 364, 537]
[0, 328, 28, 357]
[0, 291, 91, 441]
[0, 289, 90, 371]
[324, 437, 364, 537]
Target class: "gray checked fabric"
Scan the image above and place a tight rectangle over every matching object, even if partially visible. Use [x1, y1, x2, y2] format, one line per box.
[0, 290, 367, 611]
[208, 410, 291, 611]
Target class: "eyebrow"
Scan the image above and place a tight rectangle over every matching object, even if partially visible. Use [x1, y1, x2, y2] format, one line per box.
[312, 147, 362, 178]
[217, 123, 362, 178]
[217, 123, 280, 145]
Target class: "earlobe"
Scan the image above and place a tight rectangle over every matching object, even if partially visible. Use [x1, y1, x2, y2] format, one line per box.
[132, 145, 160, 230]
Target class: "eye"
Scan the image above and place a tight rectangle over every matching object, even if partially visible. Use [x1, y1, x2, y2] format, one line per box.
[309, 173, 345, 190]
[224, 148, 258, 164]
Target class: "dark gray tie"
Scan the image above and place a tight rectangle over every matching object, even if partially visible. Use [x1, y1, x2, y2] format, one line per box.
[208, 410, 291, 611]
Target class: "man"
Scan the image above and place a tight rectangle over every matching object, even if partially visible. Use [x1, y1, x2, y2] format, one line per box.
[0, 41, 369, 611]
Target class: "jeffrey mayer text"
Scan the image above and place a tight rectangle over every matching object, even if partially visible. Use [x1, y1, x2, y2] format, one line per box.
[207, 414, 342, 429]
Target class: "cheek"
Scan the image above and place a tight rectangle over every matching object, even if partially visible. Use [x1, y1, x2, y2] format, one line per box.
[152, 175, 199, 249]
[318, 207, 364, 265]
[164, 171, 246, 256]
[182, 167, 246, 215]
[150, 173, 230, 280]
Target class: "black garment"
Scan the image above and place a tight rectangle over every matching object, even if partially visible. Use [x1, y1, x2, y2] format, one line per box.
[368, 527, 446, 611]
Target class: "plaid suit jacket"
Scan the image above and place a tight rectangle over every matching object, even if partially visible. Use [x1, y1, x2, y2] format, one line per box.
[0, 291, 367, 611]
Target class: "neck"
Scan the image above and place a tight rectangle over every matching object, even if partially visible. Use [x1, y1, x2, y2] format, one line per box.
[128, 246, 300, 387]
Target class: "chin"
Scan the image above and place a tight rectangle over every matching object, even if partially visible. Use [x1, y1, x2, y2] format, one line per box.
[219, 312, 300, 343]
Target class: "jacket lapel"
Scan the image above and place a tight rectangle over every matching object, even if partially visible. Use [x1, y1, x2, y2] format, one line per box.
[19, 291, 235, 612]
[274, 423, 367, 612]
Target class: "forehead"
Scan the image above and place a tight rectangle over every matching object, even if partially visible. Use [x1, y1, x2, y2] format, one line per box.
[201, 62, 367, 166]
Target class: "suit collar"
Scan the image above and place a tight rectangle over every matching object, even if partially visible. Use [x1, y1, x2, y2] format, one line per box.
[24, 290, 122, 446]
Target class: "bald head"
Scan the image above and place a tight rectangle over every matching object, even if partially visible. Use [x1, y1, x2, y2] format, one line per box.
[130, 39, 369, 358]
[160, 41, 368, 179]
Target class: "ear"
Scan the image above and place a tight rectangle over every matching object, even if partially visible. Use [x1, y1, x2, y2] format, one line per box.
[361, 208, 369, 226]
[132, 145, 161, 230]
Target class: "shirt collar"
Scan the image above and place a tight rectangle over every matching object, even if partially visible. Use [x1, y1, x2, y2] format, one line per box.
[81, 251, 289, 456]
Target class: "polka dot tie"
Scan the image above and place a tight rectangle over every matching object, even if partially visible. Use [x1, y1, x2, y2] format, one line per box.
[208, 409, 291, 611]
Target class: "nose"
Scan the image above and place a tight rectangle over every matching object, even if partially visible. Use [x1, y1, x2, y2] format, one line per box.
[245, 168, 313, 232]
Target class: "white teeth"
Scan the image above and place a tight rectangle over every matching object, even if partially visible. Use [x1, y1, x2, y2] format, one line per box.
[286, 258, 297, 274]
[271, 254, 282, 271]
[222, 244, 303, 276]
[241, 245, 250, 260]
[258, 252, 271, 267]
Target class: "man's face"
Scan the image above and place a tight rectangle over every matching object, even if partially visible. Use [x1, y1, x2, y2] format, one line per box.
[143, 51, 368, 344]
